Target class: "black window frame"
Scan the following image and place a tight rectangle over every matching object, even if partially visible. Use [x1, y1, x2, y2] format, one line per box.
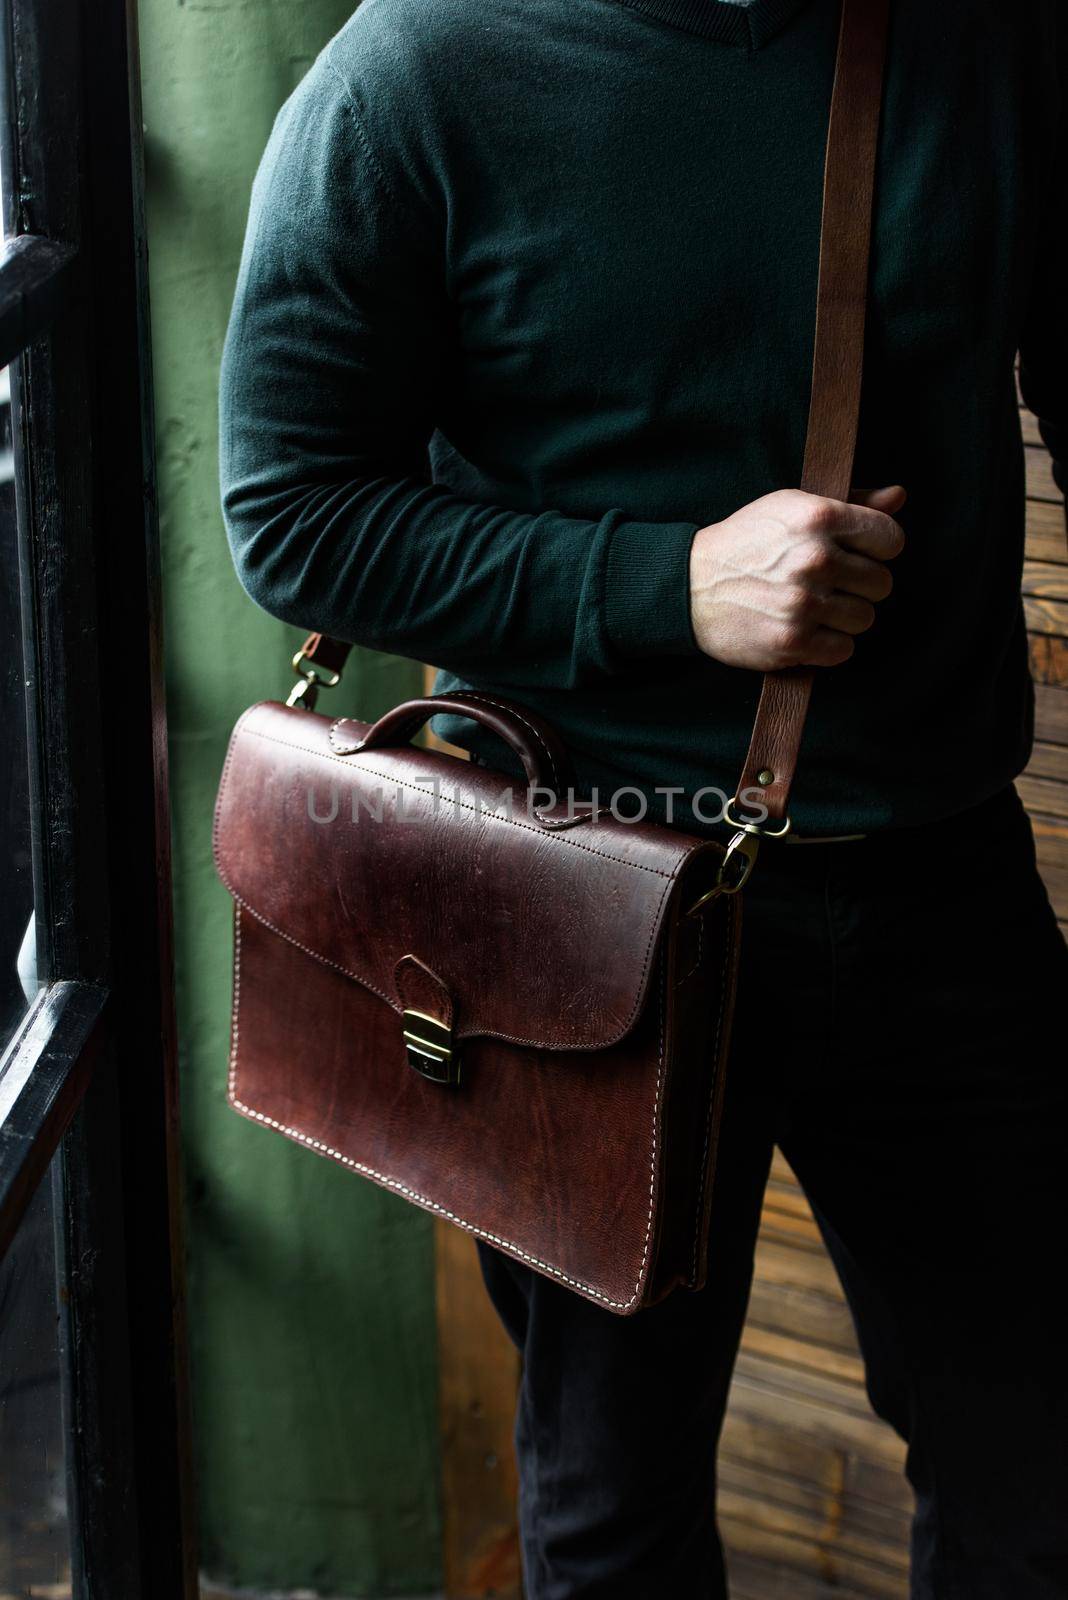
[0, 0, 196, 1593]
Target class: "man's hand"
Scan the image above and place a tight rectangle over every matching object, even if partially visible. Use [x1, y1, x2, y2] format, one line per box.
[689, 486, 907, 670]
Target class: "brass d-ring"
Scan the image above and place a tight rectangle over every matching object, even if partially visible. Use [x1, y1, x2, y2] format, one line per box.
[722, 796, 793, 839]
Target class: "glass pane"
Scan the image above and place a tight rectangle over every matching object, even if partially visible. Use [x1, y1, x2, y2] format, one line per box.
[1, 5, 38, 1061]
[0, 1157, 71, 1596]
[0, 35, 6, 243]
[0, 363, 38, 1062]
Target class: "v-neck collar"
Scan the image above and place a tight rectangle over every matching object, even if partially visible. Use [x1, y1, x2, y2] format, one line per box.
[601, 0, 812, 48]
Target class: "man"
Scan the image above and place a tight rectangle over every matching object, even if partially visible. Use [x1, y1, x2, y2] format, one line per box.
[219, 0, 1068, 1593]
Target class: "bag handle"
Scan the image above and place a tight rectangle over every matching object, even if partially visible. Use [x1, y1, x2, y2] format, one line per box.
[290, 0, 891, 843]
[331, 691, 575, 798]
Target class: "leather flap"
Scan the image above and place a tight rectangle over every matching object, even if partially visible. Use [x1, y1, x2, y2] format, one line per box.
[214, 701, 724, 1053]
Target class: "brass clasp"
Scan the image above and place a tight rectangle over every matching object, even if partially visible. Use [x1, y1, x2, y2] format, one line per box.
[686, 830, 759, 916]
[685, 799, 793, 917]
[285, 645, 342, 711]
[402, 1008, 461, 1087]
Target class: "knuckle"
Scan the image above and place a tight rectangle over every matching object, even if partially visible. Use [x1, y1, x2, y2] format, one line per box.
[774, 488, 806, 517]
[797, 536, 836, 577]
[767, 623, 802, 669]
[782, 583, 815, 623]
[803, 498, 837, 535]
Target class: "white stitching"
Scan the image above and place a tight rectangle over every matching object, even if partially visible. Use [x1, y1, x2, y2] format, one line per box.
[228, 900, 243, 1098]
[688, 908, 734, 1287]
[638, 956, 667, 1301]
[212, 701, 274, 874]
[294, 721, 675, 878]
[448, 691, 564, 796]
[227, 907, 667, 1313]
[331, 708, 602, 830]
[218, 877, 665, 1054]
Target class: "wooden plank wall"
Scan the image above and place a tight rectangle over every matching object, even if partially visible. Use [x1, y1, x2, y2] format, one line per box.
[432, 392, 1066, 1599]
[1019, 398, 1068, 937]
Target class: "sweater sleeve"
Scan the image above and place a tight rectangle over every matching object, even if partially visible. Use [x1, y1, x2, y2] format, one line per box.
[218, 52, 701, 691]
[1017, 25, 1068, 523]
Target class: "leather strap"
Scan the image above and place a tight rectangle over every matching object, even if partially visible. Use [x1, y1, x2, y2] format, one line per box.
[296, 631, 352, 678]
[735, 0, 890, 825]
[298, 0, 890, 828]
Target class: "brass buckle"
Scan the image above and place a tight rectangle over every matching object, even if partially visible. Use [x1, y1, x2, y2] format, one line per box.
[285, 646, 342, 711]
[402, 1009, 461, 1087]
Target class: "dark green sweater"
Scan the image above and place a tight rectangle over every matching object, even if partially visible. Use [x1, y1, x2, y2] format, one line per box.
[219, 0, 1067, 834]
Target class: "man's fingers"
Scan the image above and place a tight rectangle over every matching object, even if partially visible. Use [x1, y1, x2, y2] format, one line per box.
[689, 487, 906, 672]
[829, 549, 895, 603]
[811, 485, 906, 561]
[832, 503, 906, 561]
[798, 627, 856, 668]
[817, 592, 876, 637]
[850, 483, 907, 516]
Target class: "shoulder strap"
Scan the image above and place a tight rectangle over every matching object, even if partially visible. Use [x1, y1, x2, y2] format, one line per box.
[734, 0, 890, 828]
[293, 0, 891, 832]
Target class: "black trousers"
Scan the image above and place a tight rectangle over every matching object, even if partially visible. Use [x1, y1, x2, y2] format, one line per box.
[476, 782, 1068, 1599]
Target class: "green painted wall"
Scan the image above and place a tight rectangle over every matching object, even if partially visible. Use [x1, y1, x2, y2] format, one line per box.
[139, 4, 441, 1593]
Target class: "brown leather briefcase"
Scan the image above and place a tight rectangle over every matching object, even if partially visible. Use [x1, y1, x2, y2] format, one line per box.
[214, 693, 742, 1312]
[213, 0, 889, 1313]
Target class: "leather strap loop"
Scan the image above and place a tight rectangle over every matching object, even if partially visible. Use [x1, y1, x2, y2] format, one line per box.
[394, 954, 455, 1029]
[297, 631, 353, 678]
[735, 0, 890, 824]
